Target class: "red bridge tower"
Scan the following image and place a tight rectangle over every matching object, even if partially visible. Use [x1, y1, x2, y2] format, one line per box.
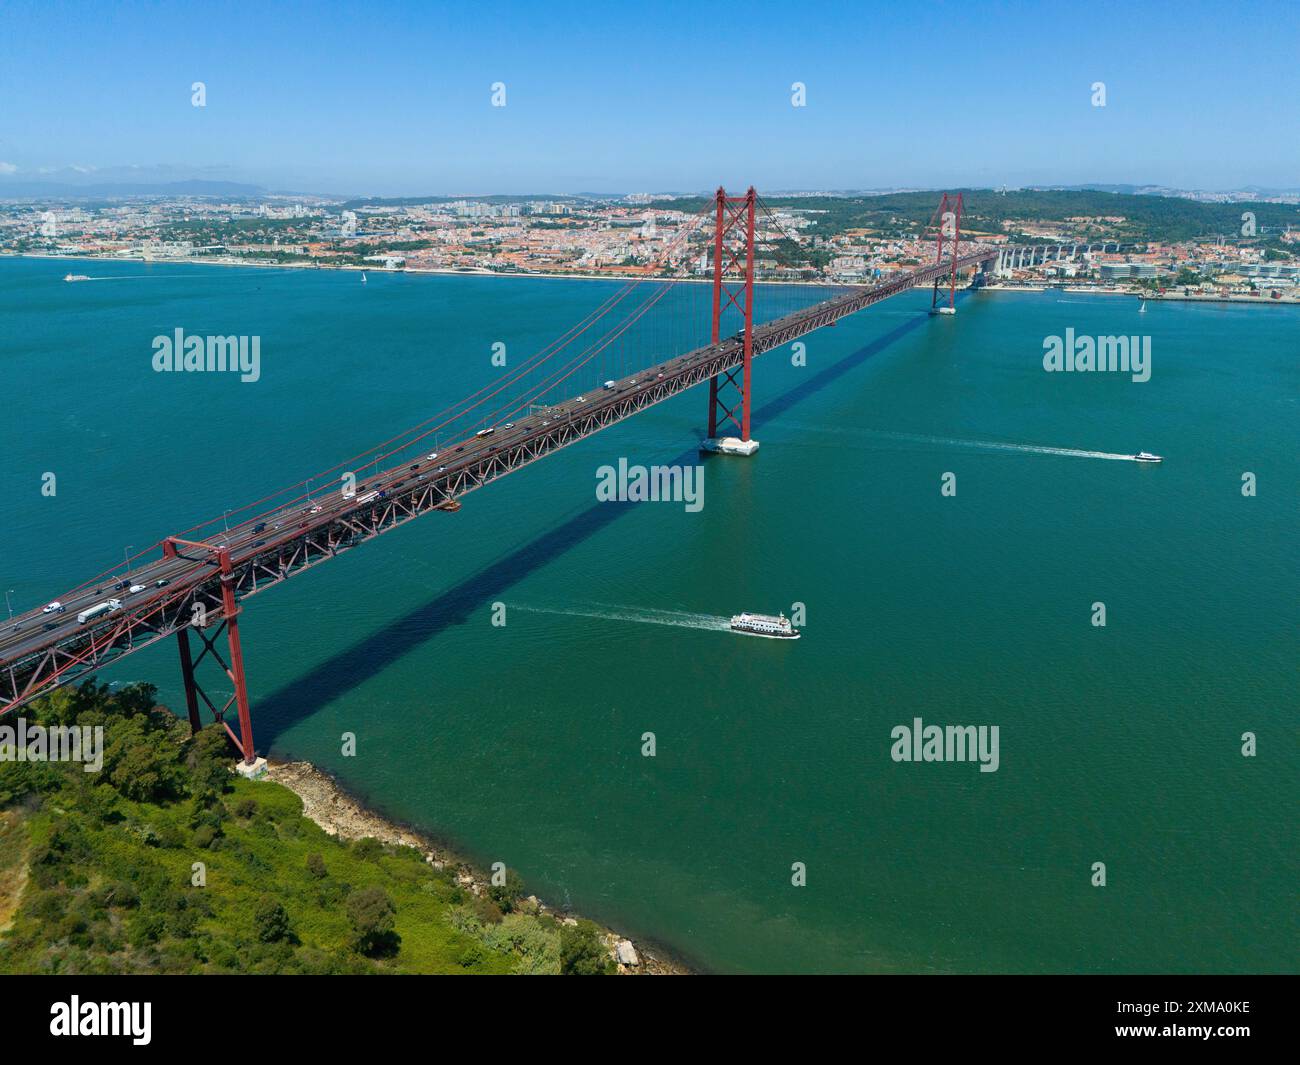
[930, 192, 964, 315]
[701, 186, 760, 456]
[163, 535, 259, 769]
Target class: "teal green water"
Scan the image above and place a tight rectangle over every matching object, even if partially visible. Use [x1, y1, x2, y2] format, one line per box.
[2, 257, 1296, 973]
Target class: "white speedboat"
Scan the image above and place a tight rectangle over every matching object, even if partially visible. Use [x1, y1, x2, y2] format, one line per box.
[1132, 451, 1162, 463]
[730, 612, 800, 639]
[63, 272, 90, 282]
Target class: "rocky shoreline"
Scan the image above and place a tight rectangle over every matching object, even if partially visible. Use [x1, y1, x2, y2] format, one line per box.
[263, 759, 691, 975]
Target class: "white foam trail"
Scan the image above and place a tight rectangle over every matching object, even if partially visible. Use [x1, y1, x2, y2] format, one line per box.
[514, 602, 732, 632]
[793, 424, 1138, 461]
[64, 275, 156, 282]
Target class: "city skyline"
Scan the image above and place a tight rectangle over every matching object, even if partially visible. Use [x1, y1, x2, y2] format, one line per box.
[2, 0, 1298, 196]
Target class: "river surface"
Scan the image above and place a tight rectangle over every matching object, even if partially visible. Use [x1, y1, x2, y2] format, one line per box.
[2, 256, 1296, 972]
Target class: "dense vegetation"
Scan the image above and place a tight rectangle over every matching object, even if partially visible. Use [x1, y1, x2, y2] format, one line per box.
[151, 216, 309, 244]
[0, 682, 614, 975]
[648, 189, 1300, 244]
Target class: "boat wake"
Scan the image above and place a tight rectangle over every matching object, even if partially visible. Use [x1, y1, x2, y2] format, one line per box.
[513, 602, 732, 632]
[792, 425, 1139, 461]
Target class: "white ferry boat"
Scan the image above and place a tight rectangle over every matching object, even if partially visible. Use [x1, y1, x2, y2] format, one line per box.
[730, 612, 800, 639]
[63, 272, 90, 282]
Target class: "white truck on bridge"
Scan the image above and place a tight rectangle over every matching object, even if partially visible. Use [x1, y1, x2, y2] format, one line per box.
[77, 599, 123, 625]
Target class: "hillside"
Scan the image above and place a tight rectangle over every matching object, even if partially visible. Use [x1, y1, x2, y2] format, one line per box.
[648, 189, 1300, 243]
[0, 682, 617, 975]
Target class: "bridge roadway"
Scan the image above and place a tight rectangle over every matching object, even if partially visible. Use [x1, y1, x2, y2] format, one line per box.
[1, 248, 996, 712]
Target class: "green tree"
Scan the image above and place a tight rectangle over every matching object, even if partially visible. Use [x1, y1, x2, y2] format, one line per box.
[488, 868, 525, 912]
[104, 716, 184, 802]
[559, 919, 615, 975]
[0, 758, 62, 807]
[347, 886, 399, 956]
[253, 897, 291, 943]
[352, 836, 384, 861]
[186, 725, 232, 801]
[306, 852, 328, 879]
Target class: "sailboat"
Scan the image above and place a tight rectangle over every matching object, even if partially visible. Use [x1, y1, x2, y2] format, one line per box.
[1138, 297, 1147, 312]
[361, 272, 367, 284]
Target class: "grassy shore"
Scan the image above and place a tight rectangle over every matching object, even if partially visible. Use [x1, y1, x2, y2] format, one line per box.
[0, 681, 682, 975]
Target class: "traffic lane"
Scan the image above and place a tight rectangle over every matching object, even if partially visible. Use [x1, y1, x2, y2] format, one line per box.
[0, 557, 203, 656]
[2, 567, 169, 644]
[2, 353, 725, 655]
[3, 377, 663, 642]
[5, 414, 604, 658]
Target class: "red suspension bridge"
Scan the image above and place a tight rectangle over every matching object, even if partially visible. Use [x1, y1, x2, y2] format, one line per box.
[2, 187, 1010, 762]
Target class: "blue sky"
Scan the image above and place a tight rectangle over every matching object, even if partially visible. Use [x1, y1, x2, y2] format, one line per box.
[1, 0, 1296, 195]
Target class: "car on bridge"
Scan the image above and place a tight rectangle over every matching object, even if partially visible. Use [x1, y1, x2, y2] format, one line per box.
[42, 601, 65, 614]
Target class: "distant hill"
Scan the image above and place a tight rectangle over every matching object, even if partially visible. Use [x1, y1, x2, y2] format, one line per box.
[645, 188, 1300, 243]
[0, 179, 268, 201]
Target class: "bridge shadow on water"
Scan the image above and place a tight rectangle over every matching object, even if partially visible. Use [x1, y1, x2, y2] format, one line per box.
[254, 301, 949, 745]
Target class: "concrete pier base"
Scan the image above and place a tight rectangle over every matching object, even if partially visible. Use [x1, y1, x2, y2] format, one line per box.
[234, 756, 268, 780]
[700, 436, 760, 456]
